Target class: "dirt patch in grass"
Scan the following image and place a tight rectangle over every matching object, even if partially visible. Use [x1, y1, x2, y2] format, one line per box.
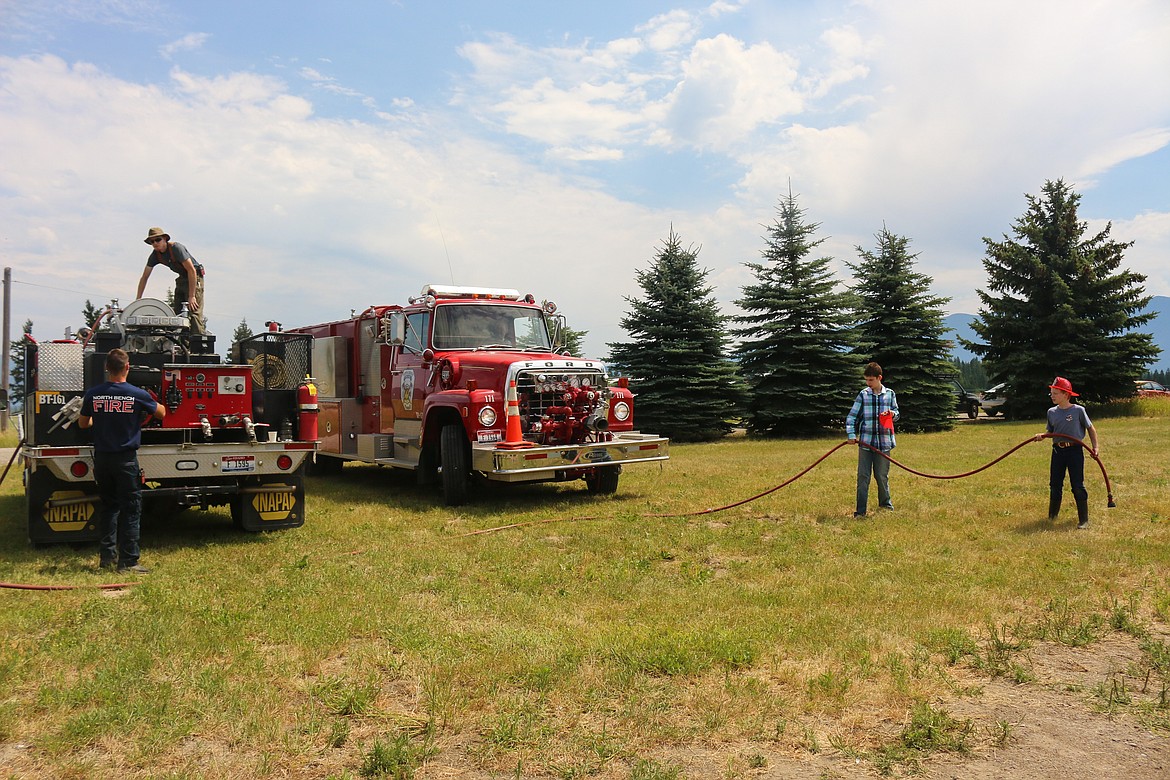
[643, 633, 1169, 780]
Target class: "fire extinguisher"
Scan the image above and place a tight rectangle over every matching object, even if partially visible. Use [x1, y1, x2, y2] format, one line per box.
[297, 375, 319, 441]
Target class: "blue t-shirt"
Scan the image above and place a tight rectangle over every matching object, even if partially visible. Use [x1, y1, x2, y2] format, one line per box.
[1046, 403, 1092, 440]
[81, 381, 158, 453]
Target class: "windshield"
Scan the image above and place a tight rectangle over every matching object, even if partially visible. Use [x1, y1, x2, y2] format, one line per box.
[431, 304, 553, 351]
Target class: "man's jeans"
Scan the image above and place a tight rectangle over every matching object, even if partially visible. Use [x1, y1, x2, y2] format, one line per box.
[94, 451, 142, 567]
[856, 446, 892, 515]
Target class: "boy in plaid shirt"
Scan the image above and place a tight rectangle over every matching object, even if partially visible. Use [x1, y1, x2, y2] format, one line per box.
[845, 362, 899, 517]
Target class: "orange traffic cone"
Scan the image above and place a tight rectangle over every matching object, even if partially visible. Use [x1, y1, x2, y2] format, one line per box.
[498, 380, 534, 449]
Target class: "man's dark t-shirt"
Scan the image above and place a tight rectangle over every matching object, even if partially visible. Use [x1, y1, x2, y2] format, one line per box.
[81, 381, 158, 453]
[147, 241, 204, 278]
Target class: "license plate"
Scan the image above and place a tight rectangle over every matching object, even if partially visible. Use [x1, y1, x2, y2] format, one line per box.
[221, 455, 257, 473]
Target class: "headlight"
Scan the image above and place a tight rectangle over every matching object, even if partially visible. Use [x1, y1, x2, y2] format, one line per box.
[613, 401, 631, 421]
[478, 406, 497, 427]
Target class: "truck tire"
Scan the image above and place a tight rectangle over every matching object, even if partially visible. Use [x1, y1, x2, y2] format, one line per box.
[966, 402, 978, 419]
[440, 423, 470, 506]
[586, 466, 620, 494]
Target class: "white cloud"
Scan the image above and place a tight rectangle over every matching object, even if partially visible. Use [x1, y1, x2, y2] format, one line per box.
[160, 32, 209, 60]
[1102, 210, 1170, 300]
[636, 10, 700, 52]
[1075, 128, 1170, 184]
[2, 0, 169, 41]
[2, 0, 1168, 357]
[662, 34, 802, 150]
[0, 54, 672, 353]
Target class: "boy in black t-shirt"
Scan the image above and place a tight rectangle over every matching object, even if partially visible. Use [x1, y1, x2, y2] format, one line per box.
[79, 349, 166, 572]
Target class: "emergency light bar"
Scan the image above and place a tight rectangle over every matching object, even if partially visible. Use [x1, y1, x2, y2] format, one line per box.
[420, 284, 522, 301]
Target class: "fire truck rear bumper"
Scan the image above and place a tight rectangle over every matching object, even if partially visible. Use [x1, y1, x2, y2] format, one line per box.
[471, 433, 669, 482]
[22, 442, 315, 482]
[22, 443, 314, 543]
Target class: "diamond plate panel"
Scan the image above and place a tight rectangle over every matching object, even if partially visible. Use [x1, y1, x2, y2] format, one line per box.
[37, 342, 85, 391]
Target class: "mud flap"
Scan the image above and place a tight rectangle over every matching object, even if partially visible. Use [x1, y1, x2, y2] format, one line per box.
[235, 473, 306, 532]
[26, 467, 101, 544]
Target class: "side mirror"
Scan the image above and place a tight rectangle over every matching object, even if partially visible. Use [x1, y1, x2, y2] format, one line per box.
[549, 314, 567, 350]
[386, 312, 406, 346]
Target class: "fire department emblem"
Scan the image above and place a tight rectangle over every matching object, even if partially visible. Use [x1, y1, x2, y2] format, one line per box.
[401, 369, 415, 411]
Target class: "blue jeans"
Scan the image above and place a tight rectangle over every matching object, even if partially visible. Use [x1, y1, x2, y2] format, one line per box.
[94, 451, 142, 567]
[856, 447, 892, 515]
[1049, 445, 1088, 505]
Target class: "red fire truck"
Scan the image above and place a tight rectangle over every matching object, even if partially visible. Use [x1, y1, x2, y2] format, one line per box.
[287, 284, 669, 504]
[20, 298, 317, 544]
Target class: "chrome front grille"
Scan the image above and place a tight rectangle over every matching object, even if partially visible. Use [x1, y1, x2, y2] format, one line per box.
[515, 367, 607, 421]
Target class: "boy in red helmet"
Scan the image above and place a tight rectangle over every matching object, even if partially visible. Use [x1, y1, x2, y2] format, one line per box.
[1034, 377, 1099, 528]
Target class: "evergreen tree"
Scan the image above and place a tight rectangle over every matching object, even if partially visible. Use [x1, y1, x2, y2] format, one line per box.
[951, 357, 988, 390]
[228, 319, 253, 363]
[82, 300, 101, 329]
[8, 319, 34, 406]
[559, 325, 587, 357]
[734, 192, 856, 436]
[847, 227, 956, 431]
[232, 318, 253, 345]
[608, 229, 743, 442]
[963, 179, 1159, 417]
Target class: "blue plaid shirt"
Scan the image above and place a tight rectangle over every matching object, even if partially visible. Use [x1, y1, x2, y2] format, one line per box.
[846, 386, 899, 451]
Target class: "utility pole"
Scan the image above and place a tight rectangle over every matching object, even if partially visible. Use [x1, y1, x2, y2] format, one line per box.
[2, 267, 10, 432]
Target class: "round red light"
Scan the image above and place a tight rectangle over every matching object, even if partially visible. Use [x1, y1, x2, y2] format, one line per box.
[277, 455, 293, 470]
[70, 460, 89, 478]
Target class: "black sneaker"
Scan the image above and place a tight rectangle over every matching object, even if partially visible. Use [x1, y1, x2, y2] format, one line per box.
[99, 560, 116, 571]
[117, 564, 151, 574]
[853, 512, 866, 518]
[879, 503, 894, 511]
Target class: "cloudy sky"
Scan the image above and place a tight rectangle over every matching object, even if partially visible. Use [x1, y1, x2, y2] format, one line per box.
[2, 0, 1168, 358]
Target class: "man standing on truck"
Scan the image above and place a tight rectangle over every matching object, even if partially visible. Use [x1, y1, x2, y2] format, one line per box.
[78, 348, 167, 573]
[136, 226, 207, 334]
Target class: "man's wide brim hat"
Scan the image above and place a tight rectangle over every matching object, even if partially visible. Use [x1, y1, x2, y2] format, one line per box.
[144, 226, 170, 244]
[1048, 376, 1079, 397]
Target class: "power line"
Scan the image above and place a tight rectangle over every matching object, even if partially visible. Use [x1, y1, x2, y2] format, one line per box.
[11, 277, 122, 300]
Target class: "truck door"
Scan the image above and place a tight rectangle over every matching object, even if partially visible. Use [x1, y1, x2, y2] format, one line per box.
[390, 311, 430, 422]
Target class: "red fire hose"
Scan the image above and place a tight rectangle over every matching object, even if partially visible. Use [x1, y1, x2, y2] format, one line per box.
[460, 432, 1114, 535]
[0, 581, 137, 591]
[654, 432, 1113, 518]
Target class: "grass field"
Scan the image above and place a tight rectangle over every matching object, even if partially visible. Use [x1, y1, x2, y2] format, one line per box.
[1, 410, 1168, 778]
